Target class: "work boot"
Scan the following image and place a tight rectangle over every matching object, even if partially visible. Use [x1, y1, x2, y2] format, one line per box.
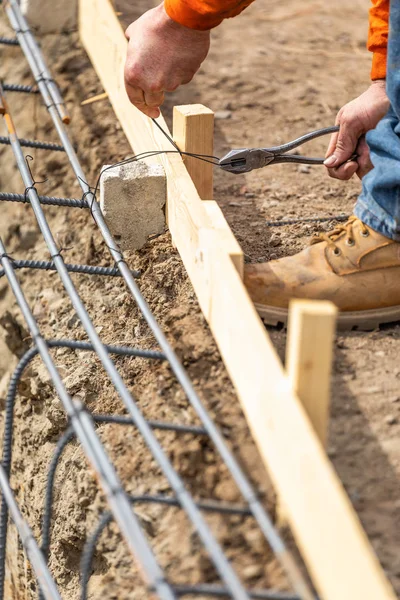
[244, 216, 400, 330]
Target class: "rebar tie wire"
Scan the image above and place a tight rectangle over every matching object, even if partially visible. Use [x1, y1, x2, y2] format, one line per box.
[0, 3, 318, 599]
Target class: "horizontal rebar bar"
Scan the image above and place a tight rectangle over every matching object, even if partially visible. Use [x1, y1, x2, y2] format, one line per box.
[0, 258, 140, 279]
[0, 135, 64, 151]
[0, 36, 18, 46]
[0, 191, 88, 208]
[265, 215, 350, 227]
[173, 585, 299, 600]
[93, 415, 207, 436]
[2, 82, 38, 93]
[129, 493, 252, 516]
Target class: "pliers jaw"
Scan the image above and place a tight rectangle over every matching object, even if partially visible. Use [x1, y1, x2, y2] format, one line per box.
[219, 148, 275, 174]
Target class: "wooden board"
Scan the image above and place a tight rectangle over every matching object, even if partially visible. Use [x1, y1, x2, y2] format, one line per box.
[79, 2, 397, 598]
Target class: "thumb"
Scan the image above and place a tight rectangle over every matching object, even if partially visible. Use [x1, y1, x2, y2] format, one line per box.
[324, 122, 360, 168]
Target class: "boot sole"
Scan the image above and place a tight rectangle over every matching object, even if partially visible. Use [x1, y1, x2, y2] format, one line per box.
[254, 303, 400, 331]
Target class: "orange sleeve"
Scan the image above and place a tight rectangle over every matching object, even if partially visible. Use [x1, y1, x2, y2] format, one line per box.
[368, 0, 389, 80]
[164, 0, 255, 30]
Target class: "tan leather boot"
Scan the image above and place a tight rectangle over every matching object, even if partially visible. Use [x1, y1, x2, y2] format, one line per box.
[244, 216, 400, 330]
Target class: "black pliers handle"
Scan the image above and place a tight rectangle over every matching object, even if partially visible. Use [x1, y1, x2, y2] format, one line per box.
[219, 125, 352, 174]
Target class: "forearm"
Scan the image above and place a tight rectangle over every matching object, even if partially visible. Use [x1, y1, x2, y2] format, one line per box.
[368, 0, 389, 80]
[164, 0, 256, 30]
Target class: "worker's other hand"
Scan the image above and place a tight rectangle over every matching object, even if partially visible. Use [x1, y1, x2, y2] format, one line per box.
[124, 3, 210, 118]
[324, 80, 389, 180]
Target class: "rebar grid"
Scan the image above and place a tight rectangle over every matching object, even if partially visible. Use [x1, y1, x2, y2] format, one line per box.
[0, 4, 317, 600]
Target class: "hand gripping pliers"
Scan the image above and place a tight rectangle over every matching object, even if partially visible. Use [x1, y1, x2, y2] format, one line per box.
[219, 125, 353, 174]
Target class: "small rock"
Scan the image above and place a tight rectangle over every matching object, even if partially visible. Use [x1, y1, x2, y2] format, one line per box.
[229, 202, 242, 207]
[269, 233, 281, 247]
[243, 564, 263, 580]
[391, 396, 400, 403]
[244, 192, 256, 198]
[298, 165, 311, 174]
[375, 350, 385, 357]
[215, 110, 232, 120]
[262, 199, 279, 208]
[385, 415, 397, 426]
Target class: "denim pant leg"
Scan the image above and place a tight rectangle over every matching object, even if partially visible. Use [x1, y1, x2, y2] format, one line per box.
[354, 0, 400, 241]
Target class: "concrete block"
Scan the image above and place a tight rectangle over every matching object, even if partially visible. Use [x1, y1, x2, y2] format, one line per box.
[100, 161, 166, 251]
[20, 0, 77, 34]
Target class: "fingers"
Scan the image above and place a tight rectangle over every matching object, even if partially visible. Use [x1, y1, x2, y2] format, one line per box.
[325, 130, 339, 161]
[326, 135, 374, 181]
[144, 90, 165, 108]
[326, 160, 359, 181]
[124, 78, 163, 118]
[356, 135, 374, 180]
[324, 120, 361, 169]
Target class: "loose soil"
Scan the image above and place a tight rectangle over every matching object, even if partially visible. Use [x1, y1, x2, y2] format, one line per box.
[0, 0, 400, 598]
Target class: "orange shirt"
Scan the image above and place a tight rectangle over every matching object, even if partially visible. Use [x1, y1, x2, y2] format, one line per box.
[368, 0, 389, 79]
[164, 0, 389, 80]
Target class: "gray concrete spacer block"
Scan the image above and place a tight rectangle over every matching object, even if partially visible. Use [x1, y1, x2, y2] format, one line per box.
[20, 0, 77, 34]
[100, 161, 166, 251]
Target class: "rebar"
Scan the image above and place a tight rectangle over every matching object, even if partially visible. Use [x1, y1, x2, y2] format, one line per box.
[0, 464, 61, 600]
[0, 35, 18, 45]
[265, 214, 350, 227]
[0, 6, 320, 600]
[0, 258, 140, 279]
[2, 82, 38, 93]
[6, 0, 69, 123]
[0, 191, 88, 207]
[0, 135, 64, 151]
[0, 25, 314, 599]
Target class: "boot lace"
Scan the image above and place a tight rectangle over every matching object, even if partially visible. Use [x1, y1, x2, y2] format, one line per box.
[310, 216, 369, 255]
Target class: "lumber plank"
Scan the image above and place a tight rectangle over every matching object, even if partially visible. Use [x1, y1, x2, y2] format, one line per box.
[79, 2, 397, 598]
[173, 104, 214, 200]
[286, 299, 338, 447]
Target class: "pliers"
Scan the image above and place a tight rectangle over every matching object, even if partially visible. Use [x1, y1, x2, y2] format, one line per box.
[219, 125, 352, 174]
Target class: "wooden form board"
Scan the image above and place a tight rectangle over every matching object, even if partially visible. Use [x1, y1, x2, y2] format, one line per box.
[79, 2, 396, 598]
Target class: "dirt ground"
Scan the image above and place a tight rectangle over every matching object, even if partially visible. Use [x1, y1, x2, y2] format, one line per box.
[1, 0, 400, 598]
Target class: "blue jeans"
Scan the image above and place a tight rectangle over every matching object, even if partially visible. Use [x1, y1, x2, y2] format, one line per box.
[354, 0, 400, 240]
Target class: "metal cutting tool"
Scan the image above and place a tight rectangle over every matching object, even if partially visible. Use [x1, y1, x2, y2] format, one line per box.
[219, 125, 356, 174]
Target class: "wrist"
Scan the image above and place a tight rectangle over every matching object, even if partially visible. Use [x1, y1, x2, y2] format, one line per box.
[163, 0, 218, 31]
[157, 3, 211, 37]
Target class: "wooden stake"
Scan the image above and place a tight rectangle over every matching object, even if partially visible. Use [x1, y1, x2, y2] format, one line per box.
[278, 299, 337, 525]
[173, 104, 214, 200]
[286, 299, 337, 446]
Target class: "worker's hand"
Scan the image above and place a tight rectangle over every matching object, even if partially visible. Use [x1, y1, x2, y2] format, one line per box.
[324, 80, 389, 180]
[124, 3, 210, 118]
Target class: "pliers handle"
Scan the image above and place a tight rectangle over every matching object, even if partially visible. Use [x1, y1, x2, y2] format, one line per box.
[219, 125, 350, 174]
